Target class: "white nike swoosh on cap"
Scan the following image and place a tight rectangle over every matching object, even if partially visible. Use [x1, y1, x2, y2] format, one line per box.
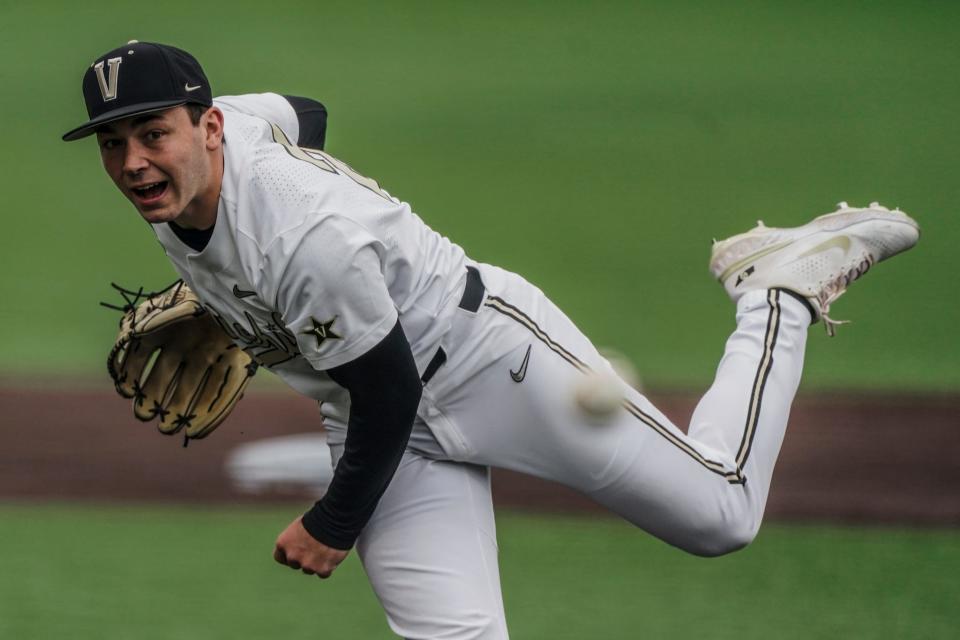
[185, 83, 202, 91]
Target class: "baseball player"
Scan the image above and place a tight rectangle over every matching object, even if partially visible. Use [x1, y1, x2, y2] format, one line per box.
[65, 41, 919, 639]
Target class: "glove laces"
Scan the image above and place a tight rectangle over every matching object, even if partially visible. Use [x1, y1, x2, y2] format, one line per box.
[100, 280, 186, 314]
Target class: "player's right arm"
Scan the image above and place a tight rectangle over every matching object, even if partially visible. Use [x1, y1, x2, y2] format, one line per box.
[302, 319, 421, 547]
[273, 319, 420, 578]
[266, 214, 420, 569]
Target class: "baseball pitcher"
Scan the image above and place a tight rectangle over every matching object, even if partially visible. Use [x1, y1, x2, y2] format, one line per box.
[64, 41, 919, 639]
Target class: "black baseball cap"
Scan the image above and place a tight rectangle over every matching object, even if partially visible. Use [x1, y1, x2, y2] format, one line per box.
[62, 40, 212, 141]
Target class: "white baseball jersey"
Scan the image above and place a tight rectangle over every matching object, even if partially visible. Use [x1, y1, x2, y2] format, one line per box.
[150, 93, 816, 640]
[153, 93, 467, 442]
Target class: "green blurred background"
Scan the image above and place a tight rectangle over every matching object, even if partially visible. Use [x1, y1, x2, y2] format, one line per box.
[2, 0, 957, 388]
[2, 504, 957, 640]
[1, 2, 958, 638]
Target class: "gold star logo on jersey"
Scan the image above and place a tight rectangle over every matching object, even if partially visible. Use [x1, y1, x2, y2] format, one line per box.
[302, 316, 342, 349]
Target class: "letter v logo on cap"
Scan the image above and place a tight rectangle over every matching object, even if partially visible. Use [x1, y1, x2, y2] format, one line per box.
[93, 57, 122, 102]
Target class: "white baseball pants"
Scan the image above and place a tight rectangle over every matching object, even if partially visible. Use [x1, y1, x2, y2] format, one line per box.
[334, 263, 810, 639]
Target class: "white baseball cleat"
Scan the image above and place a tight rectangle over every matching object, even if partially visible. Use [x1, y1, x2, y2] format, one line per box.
[709, 202, 920, 335]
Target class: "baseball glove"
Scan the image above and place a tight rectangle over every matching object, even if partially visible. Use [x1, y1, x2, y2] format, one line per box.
[104, 280, 258, 441]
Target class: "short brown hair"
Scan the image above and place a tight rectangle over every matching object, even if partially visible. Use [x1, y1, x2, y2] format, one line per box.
[185, 103, 209, 125]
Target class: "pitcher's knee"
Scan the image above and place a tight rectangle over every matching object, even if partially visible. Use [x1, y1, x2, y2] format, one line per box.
[676, 516, 761, 558]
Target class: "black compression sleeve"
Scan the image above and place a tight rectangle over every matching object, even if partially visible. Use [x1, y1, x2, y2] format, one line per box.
[300, 320, 421, 549]
[283, 95, 328, 149]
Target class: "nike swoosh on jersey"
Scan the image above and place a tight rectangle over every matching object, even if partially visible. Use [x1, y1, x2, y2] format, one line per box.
[510, 344, 532, 382]
[185, 83, 202, 92]
[232, 284, 256, 299]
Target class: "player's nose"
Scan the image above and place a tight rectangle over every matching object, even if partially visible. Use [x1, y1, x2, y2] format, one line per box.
[122, 140, 150, 175]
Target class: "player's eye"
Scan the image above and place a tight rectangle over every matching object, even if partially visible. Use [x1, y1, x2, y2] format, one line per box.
[99, 138, 122, 151]
[145, 129, 165, 142]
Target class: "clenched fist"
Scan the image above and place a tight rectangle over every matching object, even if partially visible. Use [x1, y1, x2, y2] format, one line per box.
[273, 516, 350, 579]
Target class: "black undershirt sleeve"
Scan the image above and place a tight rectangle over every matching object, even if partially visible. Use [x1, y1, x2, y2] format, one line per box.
[283, 95, 328, 149]
[300, 320, 422, 549]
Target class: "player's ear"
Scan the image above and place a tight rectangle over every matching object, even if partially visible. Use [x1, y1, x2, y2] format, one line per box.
[202, 106, 225, 150]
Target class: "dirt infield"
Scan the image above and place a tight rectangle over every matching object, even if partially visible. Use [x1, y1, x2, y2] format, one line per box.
[1, 386, 957, 526]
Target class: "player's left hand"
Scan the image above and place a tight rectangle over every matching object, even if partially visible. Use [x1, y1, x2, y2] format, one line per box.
[104, 280, 257, 440]
[273, 517, 350, 579]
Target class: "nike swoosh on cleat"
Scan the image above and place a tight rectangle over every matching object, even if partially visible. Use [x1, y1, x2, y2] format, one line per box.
[510, 345, 532, 382]
[232, 284, 256, 299]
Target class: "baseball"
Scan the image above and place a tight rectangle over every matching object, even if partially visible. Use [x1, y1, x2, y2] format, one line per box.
[573, 350, 640, 422]
[573, 369, 624, 420]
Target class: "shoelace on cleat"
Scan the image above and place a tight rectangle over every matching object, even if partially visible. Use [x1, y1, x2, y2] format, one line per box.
[816, 253, 875, 337]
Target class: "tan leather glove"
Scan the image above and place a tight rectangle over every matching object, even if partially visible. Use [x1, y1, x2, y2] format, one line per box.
[105, 280, 257, 440]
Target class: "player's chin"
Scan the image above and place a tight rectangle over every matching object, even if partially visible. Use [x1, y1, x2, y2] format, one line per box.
[128, 192, 178, 224]
[133, 201, 179, 225]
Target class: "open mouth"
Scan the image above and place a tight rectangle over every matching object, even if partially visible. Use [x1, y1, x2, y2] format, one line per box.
[131, 181, 168, 204]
